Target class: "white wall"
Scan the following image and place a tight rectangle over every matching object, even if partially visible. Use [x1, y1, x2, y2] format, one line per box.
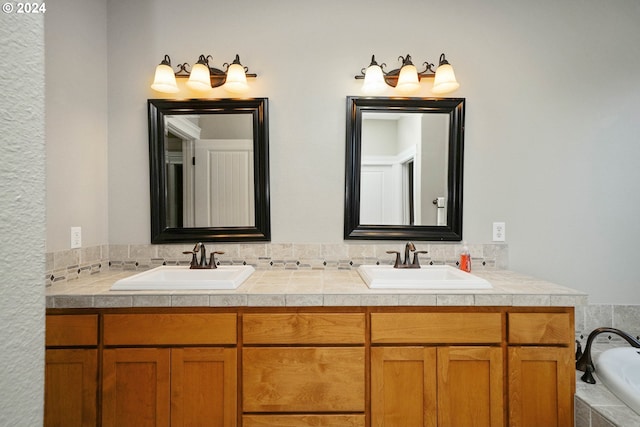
[41, 0, 640, 304]
[46, 0, 109, 252]
[0, 10, 45, 426]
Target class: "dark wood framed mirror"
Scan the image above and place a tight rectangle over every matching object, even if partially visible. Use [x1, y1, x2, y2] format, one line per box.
[344, 96, 465, 241]
[148, 98, 270, 243]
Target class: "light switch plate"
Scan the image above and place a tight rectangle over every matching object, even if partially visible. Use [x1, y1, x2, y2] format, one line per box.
[492, 222, 506, 242]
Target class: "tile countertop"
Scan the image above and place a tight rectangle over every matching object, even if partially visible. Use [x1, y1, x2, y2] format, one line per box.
[46, 268, 588, 309]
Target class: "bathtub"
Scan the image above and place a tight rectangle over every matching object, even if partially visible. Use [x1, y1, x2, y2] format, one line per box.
[596, 347, 640, 416]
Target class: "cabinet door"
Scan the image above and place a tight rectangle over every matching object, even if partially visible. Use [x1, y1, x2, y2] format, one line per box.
[437, 347, 504, 427]
[371, 347, 437, 427]
[243, 347, 365, 413]
[171, 347, 237, 427]
[44, 349, 97, 427]
[102, 348, 171, 427]
[508, 347, 574, 427]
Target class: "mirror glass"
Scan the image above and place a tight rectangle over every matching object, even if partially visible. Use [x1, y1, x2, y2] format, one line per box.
[148, 98, 270, 243]
[344, 97, 465, 241]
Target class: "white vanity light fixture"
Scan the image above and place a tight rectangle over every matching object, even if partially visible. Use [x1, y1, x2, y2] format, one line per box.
[432, 54, 460, 94]
[186, 55, 216, 91]
[355, 53, 460, 95]
[150, 55, 180, 93]
[222, 54, 250, 94]
[361, 56, 388, 95]
[395, 55, 421, 95]
[150, 53, 257, 94]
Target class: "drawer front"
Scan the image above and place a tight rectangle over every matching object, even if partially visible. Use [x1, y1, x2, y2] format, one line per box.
[243, 414, 365, 426]
[243, 347, 365, 412]
[46, 314, 98, 347]
[104, 313, 236, 346]
[243, 313, 365, 344]
[508, 312, 572, 345]
[371, 312, 503, 344]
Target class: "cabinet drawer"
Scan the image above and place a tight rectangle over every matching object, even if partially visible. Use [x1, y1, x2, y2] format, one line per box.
[508, 312, 572, 345]
[243, 347, 365, 412]
[46, 314, 98, 347]
[243, 313, 365, 344]
[104, 313, 236, 346]
[243, 414, 365, 426]
[371, 312, 502, 344]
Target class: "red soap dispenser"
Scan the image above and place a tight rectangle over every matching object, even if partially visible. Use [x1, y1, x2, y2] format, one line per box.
[459, 242, 471, 272]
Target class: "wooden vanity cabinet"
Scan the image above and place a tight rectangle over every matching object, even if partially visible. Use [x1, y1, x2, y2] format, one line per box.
[45, 314, 99, 427]
[242, 313, 367, 427]
[507, 312, 575, 427]
[101, 313, 237, 427]
[370, 312, 504, 427]
[45, 306, 575, 427]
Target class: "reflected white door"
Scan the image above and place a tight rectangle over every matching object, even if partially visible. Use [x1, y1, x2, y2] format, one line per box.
[361, 163, 402, 224]
[194, 139, 254, 227]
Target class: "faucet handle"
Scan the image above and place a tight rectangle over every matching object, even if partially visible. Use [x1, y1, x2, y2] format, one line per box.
[412, 250, 428, 267]
[386, 251, 401, 268]
[208, 251, 225, 269]
[182, 250, 198, 268]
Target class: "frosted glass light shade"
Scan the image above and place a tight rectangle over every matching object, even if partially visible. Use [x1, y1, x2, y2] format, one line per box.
[432, 63, 460, 94]
[361, 64, 387, 95]
[223, 63, 249, 94]
[151, 64, 179, 93]
[396, 64, 420, 95]
[186, 63, 212, 91]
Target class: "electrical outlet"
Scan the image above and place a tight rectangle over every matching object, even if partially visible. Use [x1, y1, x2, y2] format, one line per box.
[492, 222, 506, 242]
[70, 227, 82, 248]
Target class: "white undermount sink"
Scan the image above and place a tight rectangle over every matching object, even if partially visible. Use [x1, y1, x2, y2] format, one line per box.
[110, 265, 255, 290]
[358, 264, 492, 289]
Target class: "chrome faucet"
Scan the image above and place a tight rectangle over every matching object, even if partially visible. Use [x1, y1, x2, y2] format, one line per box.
[386, 242, 428, 268]
[182, 243, 224, 269]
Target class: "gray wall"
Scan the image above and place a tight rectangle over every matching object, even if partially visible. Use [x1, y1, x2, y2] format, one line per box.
[45, 0, 640, 304]
[46, 0, 108, 252]
[0, 9, 45, 426]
